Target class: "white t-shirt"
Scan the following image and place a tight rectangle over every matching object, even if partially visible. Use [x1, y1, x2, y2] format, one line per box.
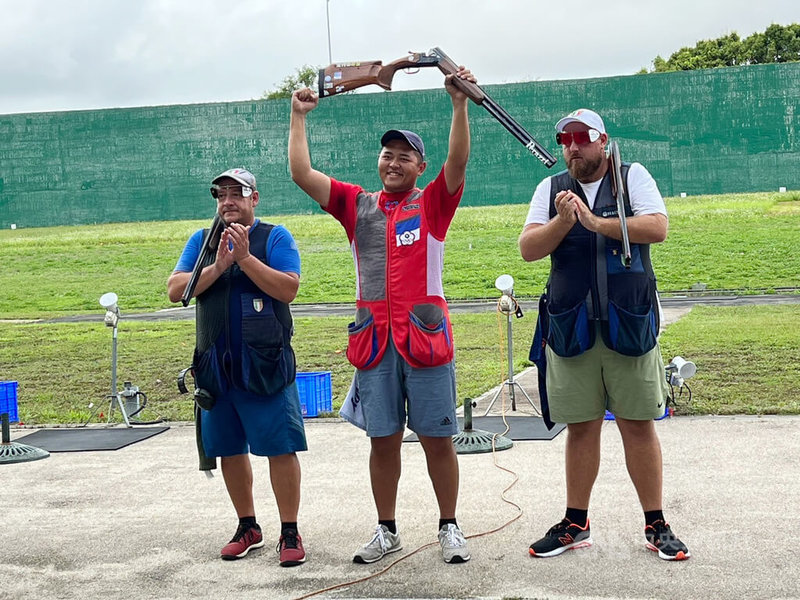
[524, 162, 666, 226]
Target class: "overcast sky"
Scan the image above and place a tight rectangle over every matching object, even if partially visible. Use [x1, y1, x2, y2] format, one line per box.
[0, 0, 796, 115]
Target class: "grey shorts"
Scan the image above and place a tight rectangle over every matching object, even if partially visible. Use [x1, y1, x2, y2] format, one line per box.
[545, 329, 669, 423]
[355, 338, 459, 438]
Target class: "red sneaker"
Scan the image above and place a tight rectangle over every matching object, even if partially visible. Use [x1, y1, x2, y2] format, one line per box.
[276, 529, 306, 567]
[220, 523, 264, 560]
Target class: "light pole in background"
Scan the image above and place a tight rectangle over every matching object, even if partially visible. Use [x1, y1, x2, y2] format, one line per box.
[325, 0, 333, 64]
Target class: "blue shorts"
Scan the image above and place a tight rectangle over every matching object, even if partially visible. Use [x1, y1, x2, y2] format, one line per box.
[200, 382, 308, 457]
[356, 338, 458, 438]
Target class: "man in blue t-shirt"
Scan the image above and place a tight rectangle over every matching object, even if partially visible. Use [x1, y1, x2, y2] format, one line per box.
[167, 168, 307, 567]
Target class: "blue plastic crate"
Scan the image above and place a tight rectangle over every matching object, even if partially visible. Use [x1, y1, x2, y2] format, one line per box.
[296, 372, 332, 418]
[0, 381, 19, 423]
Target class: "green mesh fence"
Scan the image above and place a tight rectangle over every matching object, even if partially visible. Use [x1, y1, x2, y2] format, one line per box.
[1, 62, 798, 228]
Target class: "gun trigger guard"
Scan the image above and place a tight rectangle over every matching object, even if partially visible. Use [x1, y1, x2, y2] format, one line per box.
[177, 366, 194, 395]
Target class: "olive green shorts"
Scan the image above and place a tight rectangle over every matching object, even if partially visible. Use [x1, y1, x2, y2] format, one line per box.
[545, 330, 669, 423]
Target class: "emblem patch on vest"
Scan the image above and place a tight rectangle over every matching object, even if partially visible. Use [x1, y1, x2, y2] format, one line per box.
[253, 298, 264, 312]
[395, 215, 421, 246]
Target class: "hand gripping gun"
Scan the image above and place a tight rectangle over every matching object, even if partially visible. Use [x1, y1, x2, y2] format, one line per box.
[180, 213, 225, 306]
[318, 48, 557, 168]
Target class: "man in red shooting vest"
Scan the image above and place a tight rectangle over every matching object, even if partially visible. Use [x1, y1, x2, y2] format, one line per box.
[288, 66, 475, 565]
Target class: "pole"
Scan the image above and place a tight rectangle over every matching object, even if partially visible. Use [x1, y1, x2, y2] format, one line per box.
[325, 0, 332, 64]
[506, 312, 516, 411]
[110, 323, 131, 427]
[111, 324, 117, 411]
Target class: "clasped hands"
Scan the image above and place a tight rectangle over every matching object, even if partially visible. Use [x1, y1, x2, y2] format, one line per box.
[215, 223, 252, 271]
[554, 190, 601, 232]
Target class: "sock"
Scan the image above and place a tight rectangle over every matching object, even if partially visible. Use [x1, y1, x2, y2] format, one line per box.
[565, 508, 588, 528]
[281, 521, 298, 534]
[379, 520, 397, 535]
[438, 518, 458, 531]
[239, 516, 258, 529]
[644, 510, 665, 526]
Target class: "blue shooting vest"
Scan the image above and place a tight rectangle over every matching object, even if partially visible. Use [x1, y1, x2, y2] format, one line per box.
[543, 166, 660, 358]
[192, 220, 296, 400]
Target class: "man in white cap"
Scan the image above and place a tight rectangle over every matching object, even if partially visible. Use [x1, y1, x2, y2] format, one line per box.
[519, 109, 690, 561]
[288, 66, 477, 565]
[167, 168, 308, 567]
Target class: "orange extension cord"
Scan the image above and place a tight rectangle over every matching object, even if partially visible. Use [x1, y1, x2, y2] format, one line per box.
[292, 301, 523, 600]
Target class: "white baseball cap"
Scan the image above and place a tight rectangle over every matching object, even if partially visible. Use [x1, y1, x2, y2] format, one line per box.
[211, 168, 257, 190]
[555, 109, 606, 134]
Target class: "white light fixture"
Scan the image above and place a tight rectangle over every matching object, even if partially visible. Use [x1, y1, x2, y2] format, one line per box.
[494, 274, 514, 295]
[99, 292, 119, 328]
[667, 355, 697, 388]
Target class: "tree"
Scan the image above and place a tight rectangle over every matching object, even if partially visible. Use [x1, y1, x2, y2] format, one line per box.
[742, 23, 800, 64]
[262, 65, 318, 100]
[642, 23, 800, 73]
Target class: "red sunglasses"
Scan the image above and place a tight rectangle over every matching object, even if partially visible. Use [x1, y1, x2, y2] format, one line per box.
[556, 129, 601, 146]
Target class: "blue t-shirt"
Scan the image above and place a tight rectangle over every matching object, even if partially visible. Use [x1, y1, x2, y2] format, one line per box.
[173, 219, 301, 275]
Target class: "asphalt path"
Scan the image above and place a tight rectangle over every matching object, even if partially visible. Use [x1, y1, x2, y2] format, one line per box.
[37, 292, 800, 323]
[4, 293, 800, 600]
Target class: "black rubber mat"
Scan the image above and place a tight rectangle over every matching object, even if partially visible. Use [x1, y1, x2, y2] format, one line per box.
[14, 426, 170, 452]
[404, 416, 565, 442]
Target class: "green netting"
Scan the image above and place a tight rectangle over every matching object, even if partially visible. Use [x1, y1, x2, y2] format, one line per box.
[0, 62, 798, 228]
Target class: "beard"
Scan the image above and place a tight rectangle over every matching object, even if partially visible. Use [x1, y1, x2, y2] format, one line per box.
[567, 153, 604, 182]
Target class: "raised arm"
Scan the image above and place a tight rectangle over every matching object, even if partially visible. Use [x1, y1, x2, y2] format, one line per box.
[442, 67, 475, 195]
[289, 88, 332, 208]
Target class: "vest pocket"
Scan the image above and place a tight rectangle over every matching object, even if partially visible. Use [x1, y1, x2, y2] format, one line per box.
[546, 299, 592, 357]
[243, 345, 295, 396]
[606, 301, 657, 357]
[347, 308, 383, 369]
[407, 304, 453, 367]
[240, 293, 294, 396]
[192, 344, 225, 403]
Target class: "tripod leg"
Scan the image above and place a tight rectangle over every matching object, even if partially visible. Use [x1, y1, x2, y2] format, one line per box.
[482, 385, 505, 417]
[116, 394, 132, 428]
[512, 381, 541, 416]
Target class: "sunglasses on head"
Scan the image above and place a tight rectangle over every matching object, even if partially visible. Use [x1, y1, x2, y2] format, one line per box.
[210, 184, 253, 199]
[556, 129, 601, 146]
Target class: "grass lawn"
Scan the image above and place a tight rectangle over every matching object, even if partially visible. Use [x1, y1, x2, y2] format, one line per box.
[1, 304, 798, 425]
[0, 191, 797, 424]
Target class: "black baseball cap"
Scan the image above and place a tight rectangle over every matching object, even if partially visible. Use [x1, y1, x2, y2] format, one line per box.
[380, 129, 425, 161]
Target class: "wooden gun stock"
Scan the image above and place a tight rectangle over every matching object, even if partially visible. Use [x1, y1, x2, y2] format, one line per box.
[318, 53, 439, 97]
[180, 213, 224, 306]
[608, 140, 632, 269]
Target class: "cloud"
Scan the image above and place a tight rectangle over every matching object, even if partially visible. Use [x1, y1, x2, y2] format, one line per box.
[0, 0, 796, 114]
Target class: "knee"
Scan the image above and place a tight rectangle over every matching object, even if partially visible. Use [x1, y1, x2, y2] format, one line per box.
[418, 435, 456, 456]
[567, 419, 603, 442]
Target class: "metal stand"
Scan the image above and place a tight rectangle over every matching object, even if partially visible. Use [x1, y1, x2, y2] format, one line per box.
[107, 323, 131, 427]
[0, 413, 49, 464]
[452, 399, 512, 455]
[483, 310, 540, 417]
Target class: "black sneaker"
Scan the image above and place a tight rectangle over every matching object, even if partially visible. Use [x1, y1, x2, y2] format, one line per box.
[645, 520, 690, 561]
[529, 518, 592, 557]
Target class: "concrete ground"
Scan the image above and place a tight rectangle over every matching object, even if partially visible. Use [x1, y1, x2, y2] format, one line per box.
[3, 305, 800, 600]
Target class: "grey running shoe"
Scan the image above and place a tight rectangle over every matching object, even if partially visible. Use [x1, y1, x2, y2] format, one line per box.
[438, 523, 471, 563]
[353, 524, 402, 564]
